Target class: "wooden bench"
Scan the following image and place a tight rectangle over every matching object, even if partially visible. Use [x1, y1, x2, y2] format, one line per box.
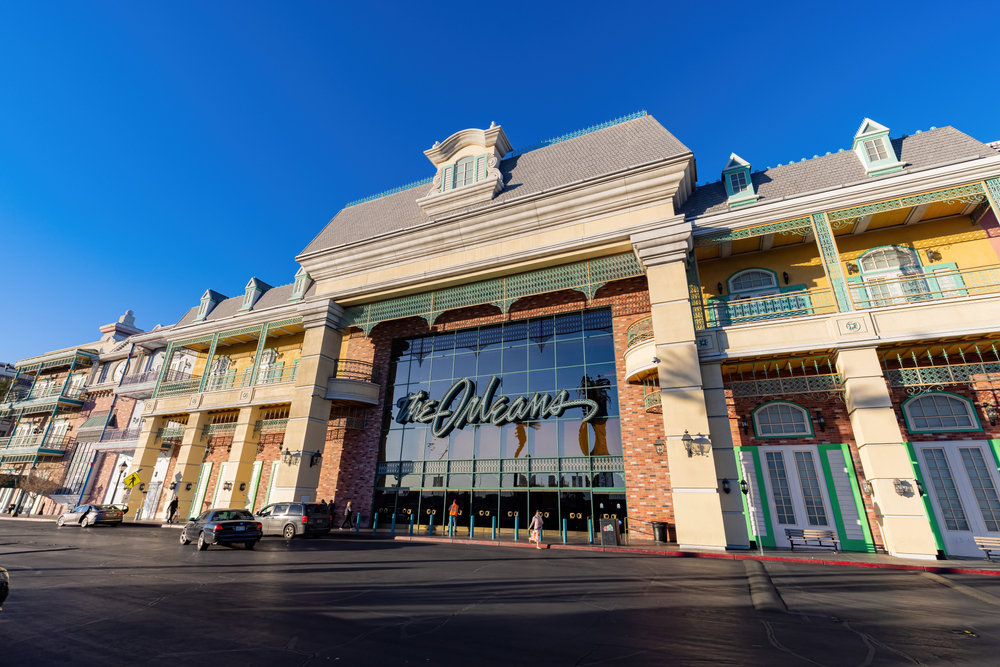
[785, 529, 840, 552]
[974, 536, 1000, 561]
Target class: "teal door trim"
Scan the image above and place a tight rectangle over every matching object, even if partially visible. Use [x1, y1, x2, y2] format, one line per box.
[816, 444, 875, 552]
[903, 442, 947, 556]
[735, 446, 776, 549]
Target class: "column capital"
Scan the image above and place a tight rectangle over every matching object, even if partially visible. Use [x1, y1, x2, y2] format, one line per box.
[298, 299, 344, 330]
[630, 215, 693, 269]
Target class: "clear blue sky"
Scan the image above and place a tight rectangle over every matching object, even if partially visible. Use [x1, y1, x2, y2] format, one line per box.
[1, 1, 996, 361]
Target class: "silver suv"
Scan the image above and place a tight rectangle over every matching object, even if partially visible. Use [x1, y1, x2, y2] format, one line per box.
[255, 503, 331, 539]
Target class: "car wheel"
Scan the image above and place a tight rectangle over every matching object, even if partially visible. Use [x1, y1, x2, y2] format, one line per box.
[81, 517, 90, 528]
[282, 525, 296, 540]
[197, 533, 209, 551]
[179, 531, 190, 545]
[57, 516, 65, 527]
[244, 541, 256, 550]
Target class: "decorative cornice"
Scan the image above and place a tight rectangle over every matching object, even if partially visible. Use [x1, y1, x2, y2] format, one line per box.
[630, 215, 692, 268]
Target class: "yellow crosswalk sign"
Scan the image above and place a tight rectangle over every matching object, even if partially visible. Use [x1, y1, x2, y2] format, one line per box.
[123, 473, 141, 489]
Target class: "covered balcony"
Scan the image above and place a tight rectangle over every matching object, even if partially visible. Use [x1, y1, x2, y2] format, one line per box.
[0, 432, 73, 458]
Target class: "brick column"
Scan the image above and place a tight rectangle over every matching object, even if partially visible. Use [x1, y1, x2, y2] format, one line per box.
[125, 415, 166, 519]
[270, 302, 342, 503]
[834, 347, 938, 558]
[215, 405, 263, 509]
[632, 217, 730, 550]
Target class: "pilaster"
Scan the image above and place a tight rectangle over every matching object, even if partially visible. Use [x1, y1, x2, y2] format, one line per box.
[125, 415, 167, 519]
[169, 411, 212, 521]
[214, 406, 264, 509]
[811, 211, 852, 312]
[834, 347, 938, 558]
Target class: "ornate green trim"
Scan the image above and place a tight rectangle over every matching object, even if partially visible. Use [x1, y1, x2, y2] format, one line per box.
[248, 330, 270, 387]
[342, 253, 644, 336]
[904, 442, 947, 556]
[196, 334, 221, 393]
[811, 212, 852, 312]
[827, 182, 988, 230]
[685, 251, 706, 331]
[693, 217, 812, 248]
[266, 317, 304, 333]
[985, 178, 1000, 212]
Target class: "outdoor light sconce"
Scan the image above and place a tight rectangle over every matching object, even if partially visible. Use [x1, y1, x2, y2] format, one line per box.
[653, 436, 665, 456]
[892, 478, 909, 496]
[651, 357, 660, 365]
[682, 430, 710, 457]
[722, 478, 731, 494]
[717, 282, 723, 295]
[185, 482, 193, 491]
[239, 482, 246, 492]
[815, 411, 826, 432]
[925, 248, 941, 263]
[783, 272, 790, 285]
[309, 452, 322, 468]
[862, 480, 874, 496]
[222, 481, 233, 491]
[846, 261, 858, 275]
[740, 415, 749, 436]
[282, 448, 299, 466]
[983, 402, 998, 426]
[169, 482, 176, 490]
[916, 479, 926, 497]
[740, 478, 749, 495]
[119, 462, 128, 474]
[138, 483, 146, 492]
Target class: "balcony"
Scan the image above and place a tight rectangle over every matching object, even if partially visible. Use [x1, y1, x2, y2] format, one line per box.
[703, 287, 838, 328]
[114, 369, 159, 397]
[156, 370, 202, 398]
[255, 363, 298, 386]
[850, 264, 1000, 310]
[326, 359, 380, 406]
[1, 380, 87, 412]
[0, 433, 72, 458]
[94, 427, 144, 450]
[623, 317, 656, 383]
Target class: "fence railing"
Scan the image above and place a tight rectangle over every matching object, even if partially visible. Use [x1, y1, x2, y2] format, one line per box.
[885, 362, 1000, 389]
[0, 433, 72, 452]
[625, 317, 653, 350]
[119, 370, 158, 386]
[332, 359, 379, 383]
[255, 364, 298, 386]
[728, 374, 845, 399]
[155, 426, 187, 443]
[4, 382, 87, 403]
[850, 265, 1000, 309]
[254, 418, 289, 434]
[704, 288, 837, 327]
[100, 427, 143, 443]
[156, 374, 203, 398]
[644, 390, 662, 413]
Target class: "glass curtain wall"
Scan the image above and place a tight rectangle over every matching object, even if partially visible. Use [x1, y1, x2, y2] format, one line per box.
[372, 309, 627, 536]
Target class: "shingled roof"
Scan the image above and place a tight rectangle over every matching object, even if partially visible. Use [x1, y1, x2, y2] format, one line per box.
[174, 282, 316, 327]
[679, 127, 997, 219]
[299, 114, 691, 256]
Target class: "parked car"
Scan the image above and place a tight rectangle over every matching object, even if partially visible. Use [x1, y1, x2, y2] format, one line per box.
[255, 502, 331, 539]
[180, 508, 262, 550]
[56, 504, 124, 528]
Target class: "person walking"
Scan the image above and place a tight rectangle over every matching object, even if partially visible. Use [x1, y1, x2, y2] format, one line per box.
[447, 499, 459, 535]
[340, 500, 354, 530]
[166, 497, 179, 524]
[529, 510, 544, 549]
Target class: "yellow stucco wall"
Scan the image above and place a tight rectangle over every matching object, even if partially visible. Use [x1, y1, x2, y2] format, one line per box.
[696, 242, 828, 302]
[835, 215, 999, 268]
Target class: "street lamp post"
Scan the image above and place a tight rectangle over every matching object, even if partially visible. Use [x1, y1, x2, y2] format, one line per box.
[111, 462, 128, 505]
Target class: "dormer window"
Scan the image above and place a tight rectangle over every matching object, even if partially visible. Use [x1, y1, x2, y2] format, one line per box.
[852, 118, 904, 176]
[289, 267, 311, 303]
[454, 157, 476, 188]
[418, 124, 511, 217]
[195, 290, 226, 323]
[238, 277, 272, 314]
[721, 153, 759, 208]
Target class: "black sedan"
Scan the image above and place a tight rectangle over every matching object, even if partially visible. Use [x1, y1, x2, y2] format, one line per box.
[180, 508, 262, 550]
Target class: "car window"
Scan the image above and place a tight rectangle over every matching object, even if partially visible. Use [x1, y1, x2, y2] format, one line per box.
[93, 505, 115, 511]
[289, 504, 304, 515]
[232, 510, 254, 520]
[273, 504, 290, 515]
[307, 504, 328, 515]
[257, 505, 273, 516]
[197, 511, 211, 522]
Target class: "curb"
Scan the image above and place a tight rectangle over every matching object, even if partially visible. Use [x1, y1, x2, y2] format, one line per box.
[334, 531, 1000, 576]
[744, 560, 788, 613]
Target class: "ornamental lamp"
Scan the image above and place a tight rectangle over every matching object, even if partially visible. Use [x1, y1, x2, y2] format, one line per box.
[722, 478, 731, 494]
[983, 402, 998, 427]
[740, 478, 749, 495]
[222, 481, 233, 491]
[682, 430, 694, 457]
[740, 415, 749, 436]
[119, 462, 128, 474]
[653, 437, 665, 456]
[282, 448, 294, 466]
[816, 411, 826, 432]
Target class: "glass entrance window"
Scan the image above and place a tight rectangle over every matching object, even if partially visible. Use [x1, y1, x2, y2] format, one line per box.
[923, 448, 969, 531]
[765, 451, 796, 525]
[960, 448, 1000, 532]
[499, 491, 528, 530]
[794, 451, 828, 526]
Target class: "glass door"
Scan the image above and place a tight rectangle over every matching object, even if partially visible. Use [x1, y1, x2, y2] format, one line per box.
[917, 442, 1000, 558]
[761, 447, 835, 549]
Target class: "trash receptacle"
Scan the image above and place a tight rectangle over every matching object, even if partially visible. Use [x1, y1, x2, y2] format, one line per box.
[652, 521, 668, 543]
[599, 518, 620, 546]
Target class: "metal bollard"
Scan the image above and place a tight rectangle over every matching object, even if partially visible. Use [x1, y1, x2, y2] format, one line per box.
[409, 513, 414, 536]
[562, 518, 567, 544]
[354, 512, 361, 533]
[428, 514, 434, 535]
[449, 516, 454, 539]
[372, 512, 379, 534]
[514, 516, 519, 541]
[470, 514, 475, 539]
[491, 516, 497, 540]
[391, 513, 396, 535]
[588, 518, 594, 544]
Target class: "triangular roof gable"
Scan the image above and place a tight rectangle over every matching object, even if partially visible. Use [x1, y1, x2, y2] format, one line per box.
[245, 277, 273, 292]
[854, 118, 890, 140]
[721, 153, 751, 173]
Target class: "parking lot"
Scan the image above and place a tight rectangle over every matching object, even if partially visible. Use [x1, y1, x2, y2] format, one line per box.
[3, 519, 1000, 666]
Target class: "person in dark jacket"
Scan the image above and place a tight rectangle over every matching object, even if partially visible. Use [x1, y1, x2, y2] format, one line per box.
[166, 497, 179, 524]
[0, 567, 9, 611]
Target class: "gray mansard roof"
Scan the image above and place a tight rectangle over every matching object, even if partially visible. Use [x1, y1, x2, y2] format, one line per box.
[679, 127, 998, 219]
[299, 115, 691, 256]
[174, 281, 316, 327]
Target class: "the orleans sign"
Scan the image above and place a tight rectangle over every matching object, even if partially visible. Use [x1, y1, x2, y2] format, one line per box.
[395, 375, 599, 438]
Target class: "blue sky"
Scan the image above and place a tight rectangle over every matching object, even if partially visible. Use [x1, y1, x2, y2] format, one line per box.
[1, 1, 996, 361]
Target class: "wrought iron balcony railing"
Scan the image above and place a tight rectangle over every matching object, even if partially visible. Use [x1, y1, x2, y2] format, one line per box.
[625, 317, 653, 350]
[156, 374, 203, 398]
[4, 382, 87, 403]
[99, 427, 143, 443]
[255, 364, 298, 386]
[850, 264, 1000, 309]
[119, 370, 159, 386]
[0, 433, 73, 453]
[332, 359, 379, 383]
[644, 390, 662, 414]
[254, 418, 289, 434]
[704, 287, 837, 327]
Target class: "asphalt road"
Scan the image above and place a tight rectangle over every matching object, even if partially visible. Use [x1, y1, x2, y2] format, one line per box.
[2, 520, 1000, 666]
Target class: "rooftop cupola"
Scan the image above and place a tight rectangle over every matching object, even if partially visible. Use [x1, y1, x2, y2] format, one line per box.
[416, 122, 513, 218]
[238, 278, 272, 314]
[852, 118, 904, 176]
[721, 153, 759, 208]
[195, 290, 227, 322]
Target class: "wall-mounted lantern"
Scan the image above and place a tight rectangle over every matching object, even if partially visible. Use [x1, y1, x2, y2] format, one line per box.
[653, 437, 665, 456]
[740, 415, 749, 436]
[740, 478, 749, 495]
[717, 282, 723, 295]
[782, 272, 789, 285]
[722, 478, 731, 494]
[222, 481, 233, 491]
[815, 411, 826, 432]
[982, 402, 998, 426]
[846, 261, 858, 275]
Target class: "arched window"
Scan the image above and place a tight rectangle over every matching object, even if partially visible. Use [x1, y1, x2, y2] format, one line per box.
[903, 393, 981, 432]
[753, 402, 813, 437]
[454, 157, 476, 188]
[211, 356, 231, 375]
[259, 349, 278, 369]
[859, 246, 920, 274]
[728, 269, 778, 295]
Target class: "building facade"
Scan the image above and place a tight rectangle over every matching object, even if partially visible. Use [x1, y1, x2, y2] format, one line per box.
[8, 112, 1000, 560]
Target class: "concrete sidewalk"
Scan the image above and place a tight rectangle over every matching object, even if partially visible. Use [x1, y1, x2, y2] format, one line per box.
[0, 513, 181, 529]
